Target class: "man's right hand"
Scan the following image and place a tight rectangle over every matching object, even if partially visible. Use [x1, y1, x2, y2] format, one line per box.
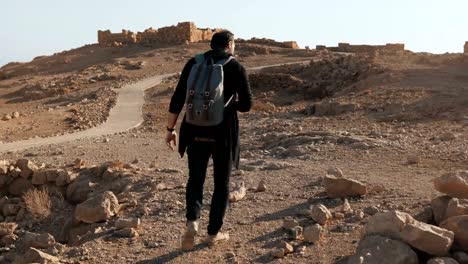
[165, 130, 178, 151]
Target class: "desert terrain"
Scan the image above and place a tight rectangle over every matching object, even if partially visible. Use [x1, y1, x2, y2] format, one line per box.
[0, 24, 467, 264]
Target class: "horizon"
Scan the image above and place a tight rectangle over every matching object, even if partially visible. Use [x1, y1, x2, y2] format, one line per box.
[1, 0, 468, 67]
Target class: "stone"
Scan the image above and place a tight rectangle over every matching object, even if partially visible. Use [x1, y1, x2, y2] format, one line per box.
[19, 247, 59, 264]
[327, 167, 344, 177]
[2, 204, 20, 216]
[31, 170, 48, 185]
[365, 211, 454, 256]
[271, 248, 285, 258]
[0, 160, 8, 175]
[440, 215, 468, 252]
[303, 224, 324, 243]
[256, 180, 267, 192]
[282, 217, 299, 230]
[66, 180, 95, 204]
[229, 182, 246, 203]
[311, 204, 332, 225]
[440, 132, 457, 141]
[1, 114, 11, 121]
[407, 154, 420, 164]
[16, 159, 37, 179]
[24, 232, 55, 249]
[0, 223, 18, 236]
[281, 241, 294, 254]
[434, 171, 468, 199]
[287, 226, 303, 240]
[341, 198, 352, 212]
[363, 206, 380, 215]
[115, 218, 140, 229]
[400, 221, 454, 256]
[323, 175, 367, 198]
[8, 178, 33, 196]
[446, 198, 468, 219]
[12, 112, 20, 119]
[348, 210, 365, 223]
[432, 196, 452, 224]
[453, 251, 468, 264]
[348, 235, 418, 264]
[75, 191, 120, 224]
[1, 234, 18, 246]
[427, 258, 460, 264]
[55, 170, 77, 186]
[115, 228, 139, 238]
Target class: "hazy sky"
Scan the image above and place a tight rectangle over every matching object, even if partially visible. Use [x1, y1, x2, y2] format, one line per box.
[1, 0, 467, 66]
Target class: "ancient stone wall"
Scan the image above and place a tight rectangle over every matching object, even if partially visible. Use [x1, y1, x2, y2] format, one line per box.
[317, 43, 405, 53]
[464, 42, 468, 53]
[98, 22, 219, 47]
[237, 38, 299, 49]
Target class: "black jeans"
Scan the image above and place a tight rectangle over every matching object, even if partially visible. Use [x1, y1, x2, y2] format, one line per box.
[186, 140, 232, 235]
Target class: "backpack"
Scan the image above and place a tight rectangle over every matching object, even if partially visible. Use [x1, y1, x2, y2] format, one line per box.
[185, 54, 234, 126]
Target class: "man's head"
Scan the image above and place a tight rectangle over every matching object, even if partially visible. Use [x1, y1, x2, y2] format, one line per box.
[210, 30, 235, 54]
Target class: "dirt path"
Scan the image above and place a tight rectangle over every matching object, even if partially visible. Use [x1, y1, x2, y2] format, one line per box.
[0, 61, 310, 153]
[0, 74, 173, 153]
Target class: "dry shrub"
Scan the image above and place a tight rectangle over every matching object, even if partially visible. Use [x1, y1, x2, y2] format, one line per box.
[22, 188, 52, 219]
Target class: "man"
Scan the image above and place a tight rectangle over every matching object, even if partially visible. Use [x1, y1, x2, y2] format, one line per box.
[165, 30, 252, 250]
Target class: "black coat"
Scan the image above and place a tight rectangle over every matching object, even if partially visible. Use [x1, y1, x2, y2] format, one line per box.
[169, 50, 252, 168]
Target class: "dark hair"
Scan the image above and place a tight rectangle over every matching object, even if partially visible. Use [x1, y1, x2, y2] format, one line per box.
[210, 30, 234, 50]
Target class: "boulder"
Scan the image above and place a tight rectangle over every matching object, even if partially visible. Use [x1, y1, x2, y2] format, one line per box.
[453, 251, 468, 264]
[55, 170, 77, 186]
[365, 211, 454, 256]
[440, 215, 468, 252]
[31, 170, 48, 185]
[323, 175, 367, 198]
[432, 196, 452, 224]
[18, 247, 59, 264]
[282, 217, 299, 230]
[75, 191, 120, 224]
[66, 180, 95, 204]
[311, 204, 332, 225]
[348, 235, 418, 264]
[115, 228, 139, 238]
[24, 232, 55, 249]
[0, 160, 8, 175]
[303, 224, 324, 243]
[434, 171, 468, 199]
[446, 198, 468, 219]
[115, 218, 140, 229]
[16, 159, 37, 179]
[0, 223, 18, 236]
[8, 178, 33, 196]
[427, 258, 460, 264]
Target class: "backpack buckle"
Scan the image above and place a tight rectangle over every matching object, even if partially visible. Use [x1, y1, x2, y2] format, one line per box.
[204, 91, 210, 97]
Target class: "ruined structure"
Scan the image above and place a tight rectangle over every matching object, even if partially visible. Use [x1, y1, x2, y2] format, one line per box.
[317, 43, 405, 53]
[98, 22, 220, 47]
[98, 22, 299, 49]
[237, 38, 299, 49]
[464, 41, 468, 53]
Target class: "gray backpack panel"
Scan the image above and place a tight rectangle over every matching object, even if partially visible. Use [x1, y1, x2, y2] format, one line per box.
[185, 54, 234, 127]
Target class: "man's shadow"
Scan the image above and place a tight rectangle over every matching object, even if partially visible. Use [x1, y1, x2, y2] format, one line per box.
[136, 243, 209, 264]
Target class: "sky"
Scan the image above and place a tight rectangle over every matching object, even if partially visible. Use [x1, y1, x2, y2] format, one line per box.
[1, 0, 468, 66]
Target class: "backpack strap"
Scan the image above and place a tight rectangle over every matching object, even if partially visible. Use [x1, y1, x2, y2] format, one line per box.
[216, 56, 235, 66]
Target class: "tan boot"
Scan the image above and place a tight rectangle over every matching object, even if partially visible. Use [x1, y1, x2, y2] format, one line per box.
[181, 221, 199, 250]
[206, 232, 230, 246]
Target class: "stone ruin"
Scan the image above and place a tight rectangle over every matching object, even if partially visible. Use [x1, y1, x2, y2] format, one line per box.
[98, 22, 218, 47]
[317, 42, 405, 54]
[465, 41, 468, 53]
[97, 21, 300, 49]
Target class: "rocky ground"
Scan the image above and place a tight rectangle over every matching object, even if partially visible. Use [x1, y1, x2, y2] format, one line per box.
[0, 44, 467, 264]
